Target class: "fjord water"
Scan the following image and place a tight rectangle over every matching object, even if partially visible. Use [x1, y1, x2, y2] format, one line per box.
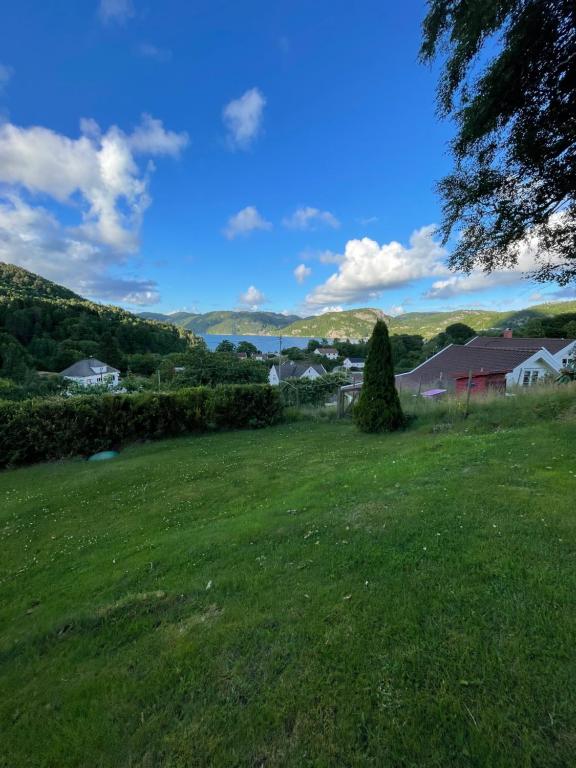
[199, 334, 318, 353]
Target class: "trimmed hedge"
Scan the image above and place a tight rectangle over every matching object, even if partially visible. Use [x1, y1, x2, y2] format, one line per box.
[0, 384, 282, 468]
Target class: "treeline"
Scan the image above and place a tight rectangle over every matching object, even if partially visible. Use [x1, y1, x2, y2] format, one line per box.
[0, 263, 196, 380]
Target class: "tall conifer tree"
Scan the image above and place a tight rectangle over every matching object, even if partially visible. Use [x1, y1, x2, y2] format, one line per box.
[354, 320, 404, 433]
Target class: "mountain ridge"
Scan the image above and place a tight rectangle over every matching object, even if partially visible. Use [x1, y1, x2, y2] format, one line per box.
[138, 301, 576, 339]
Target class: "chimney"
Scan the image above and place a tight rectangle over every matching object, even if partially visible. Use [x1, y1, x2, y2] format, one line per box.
[502, 328, 513, 339]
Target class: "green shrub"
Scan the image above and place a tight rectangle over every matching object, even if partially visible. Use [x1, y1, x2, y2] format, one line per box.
[0, 385, 282, 468]
[354, 320, 404, 433]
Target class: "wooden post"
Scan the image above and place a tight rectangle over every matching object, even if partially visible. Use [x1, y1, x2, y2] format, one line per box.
[464, 368, 473, 418]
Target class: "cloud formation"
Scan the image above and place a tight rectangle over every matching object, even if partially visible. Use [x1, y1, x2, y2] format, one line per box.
[423, 226, 559, 299]
[0, 115, 188, 304]
[223, 206, 272, 239]
[305, 225, 448, 307]
[294, 264, 312, 283]
[283, 206, 340, 230]
[98, 0, 134, 25]
[239, 285, 266, 309]
[223, 88, 266, 150]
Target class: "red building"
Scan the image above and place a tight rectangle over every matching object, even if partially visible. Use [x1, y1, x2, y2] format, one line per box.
[453, 370, 508, 395]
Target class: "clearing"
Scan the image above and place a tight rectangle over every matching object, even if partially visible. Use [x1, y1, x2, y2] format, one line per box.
[1, 414, 575, 766]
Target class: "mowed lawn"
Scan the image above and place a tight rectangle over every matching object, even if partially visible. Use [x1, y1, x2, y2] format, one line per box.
[1, 418, 575, 767]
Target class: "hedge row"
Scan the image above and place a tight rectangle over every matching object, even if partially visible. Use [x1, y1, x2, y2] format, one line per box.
[0, 384, 283, 468]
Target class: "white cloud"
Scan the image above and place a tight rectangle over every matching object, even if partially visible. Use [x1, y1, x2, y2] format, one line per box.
[223, 206, 272, 239]
[318, 305, 343, 314]
[223, 88, 266, 150]
[128, 114, 188, 155]
[0, 195, 159, 304]
[98, 0, 134, 25]
[0, 63, 13, 93]
[137, 43, 172, 62]
[0, 115, 188, 304]
[294, 263, 311, 283]
[305, 225, 448, 307]
[423, 227, 556, 299]
[283, 207, 340, 230]
[388, 305, 405, 316]
[239, 285, 266, 309]
[358, 216, 378, 225]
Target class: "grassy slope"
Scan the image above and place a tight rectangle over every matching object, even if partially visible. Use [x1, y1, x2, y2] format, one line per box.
[1, 404, 576, 766]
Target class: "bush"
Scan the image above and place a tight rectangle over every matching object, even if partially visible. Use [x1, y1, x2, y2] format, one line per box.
[0, 385, 282, 468]
[354, 320, 404, 433]
[279, 373, 347, 407]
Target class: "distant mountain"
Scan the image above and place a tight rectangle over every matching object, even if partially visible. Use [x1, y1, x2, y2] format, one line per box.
[142, 300, 576, 340]
[281, 308, 389, 339]
[138, 310, 300, 335]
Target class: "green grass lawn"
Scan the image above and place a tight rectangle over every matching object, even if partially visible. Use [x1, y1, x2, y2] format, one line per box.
[1, 414, 576, 766]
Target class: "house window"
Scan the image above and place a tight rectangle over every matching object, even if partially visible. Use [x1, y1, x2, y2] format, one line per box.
[522, 369, 539, 386]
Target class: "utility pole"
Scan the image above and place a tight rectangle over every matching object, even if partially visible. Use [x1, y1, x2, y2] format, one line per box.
[277, 335, 283, 383]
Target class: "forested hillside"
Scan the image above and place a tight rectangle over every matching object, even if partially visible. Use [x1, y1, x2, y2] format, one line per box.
[0, 263, 196, 377]
[143, 301, 576, 340]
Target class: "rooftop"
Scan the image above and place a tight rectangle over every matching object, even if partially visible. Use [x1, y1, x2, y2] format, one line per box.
[60, 358, 120, 378]
[466, 336, 574, 354]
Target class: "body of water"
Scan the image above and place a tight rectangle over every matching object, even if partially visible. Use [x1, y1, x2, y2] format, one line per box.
[199, 334, 318, 354]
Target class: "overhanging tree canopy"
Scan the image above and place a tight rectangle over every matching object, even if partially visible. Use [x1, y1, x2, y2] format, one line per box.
[420, 0, 576, 284]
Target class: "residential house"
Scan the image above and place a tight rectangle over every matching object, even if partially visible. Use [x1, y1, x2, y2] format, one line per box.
[342, 357, 365, 370]
[60, 358, 120, 388]
[314, 347, 339, 360]
[394, 334, 575, 393]
[269, 361, 326, 385]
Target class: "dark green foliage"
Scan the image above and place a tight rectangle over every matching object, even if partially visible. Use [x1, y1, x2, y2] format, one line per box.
[215, 340, 235, 353]
[236, 341, 260, 356]
[168, 348, 268, 387]
[354, 320, 404, 433]
[515, 311, 576, 339]
[0, 385, 282, 468]
[421, 0, 576, 284]
[0, 263, 196, 374]
[279, 373, 347, 407]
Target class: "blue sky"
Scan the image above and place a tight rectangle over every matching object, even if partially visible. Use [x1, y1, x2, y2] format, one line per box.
[0, 0, 566, 316]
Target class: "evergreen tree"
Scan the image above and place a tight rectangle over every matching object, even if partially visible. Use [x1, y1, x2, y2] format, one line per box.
[354, 320, 404, 433]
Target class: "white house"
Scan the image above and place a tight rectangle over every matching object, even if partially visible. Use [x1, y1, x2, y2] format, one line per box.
[394, 335, 575, 393]
[342, 357, 365, 370]
[465, 334, 576, 369]
[60, 358, 120, 388]
[314, 347, 339, 360]
[269, 361, 326, 385]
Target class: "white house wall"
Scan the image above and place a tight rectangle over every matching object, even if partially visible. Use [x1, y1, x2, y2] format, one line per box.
[506, 351, 559, 387]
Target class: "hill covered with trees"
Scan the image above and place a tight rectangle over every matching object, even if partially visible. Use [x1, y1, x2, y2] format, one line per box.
[140, 300, 576, 340]
[0, 263, 196, 378]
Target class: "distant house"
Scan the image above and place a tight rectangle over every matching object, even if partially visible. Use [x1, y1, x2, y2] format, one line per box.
[237, 352, 248, 360]
[60, 358, 120, 388]
[394, 334, 576, 393]
[269, 361, 326, 385]
[314, 347, 339, 360]
[342, 357, 365, 370]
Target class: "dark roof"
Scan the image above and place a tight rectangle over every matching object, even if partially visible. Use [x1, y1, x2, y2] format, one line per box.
[273, 362, 326, 379]
[345, 357, 365, 363]
[316, 347, 338, 353]
[466, 336, 574, 354]
[395, 345, 545, 390]
[60, 358, 120, 377]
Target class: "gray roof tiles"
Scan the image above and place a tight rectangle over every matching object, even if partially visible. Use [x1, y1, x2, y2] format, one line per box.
[60, 358, 120, 377]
